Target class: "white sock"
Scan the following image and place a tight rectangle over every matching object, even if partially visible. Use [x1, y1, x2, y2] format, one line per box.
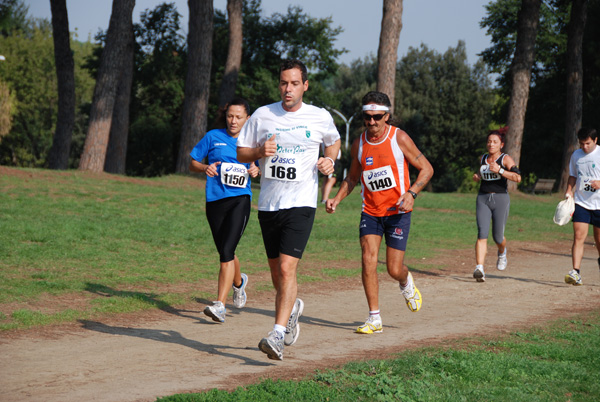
[273, 324, 286, 335]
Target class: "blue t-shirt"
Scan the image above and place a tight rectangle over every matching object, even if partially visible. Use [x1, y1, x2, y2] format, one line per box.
[190, 128, 253, 202]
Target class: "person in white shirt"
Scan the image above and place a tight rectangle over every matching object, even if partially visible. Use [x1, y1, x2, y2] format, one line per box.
[237, 59, 341, 360]
[565, 127, 600, 286]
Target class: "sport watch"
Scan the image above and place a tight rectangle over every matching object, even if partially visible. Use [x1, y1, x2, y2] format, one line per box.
[407, 190, 417, 199]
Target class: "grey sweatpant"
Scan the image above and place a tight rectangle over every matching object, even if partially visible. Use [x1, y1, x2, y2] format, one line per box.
[476, 192, 510, 244]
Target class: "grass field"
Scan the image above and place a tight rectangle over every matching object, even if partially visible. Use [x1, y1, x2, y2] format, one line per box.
[159, 311, 600, 401]
[0, 167, 572, 330]
[3, 167, 598, 401]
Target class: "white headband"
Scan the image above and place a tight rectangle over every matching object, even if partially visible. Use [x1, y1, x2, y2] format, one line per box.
[362, 104, 390, 112]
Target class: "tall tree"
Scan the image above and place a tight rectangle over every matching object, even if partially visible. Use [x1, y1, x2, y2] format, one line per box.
[504, 0, 541, 190]
[559, 0, 589, 191]
[78, 0, 135, 172]
[396, 43, 494, 192]
[217, 0, 242, 108]
[104, 23, 134, 175]
[47, 0, 75, 170]
[376, 0, 403, 111]
[176, 0, 213, 173]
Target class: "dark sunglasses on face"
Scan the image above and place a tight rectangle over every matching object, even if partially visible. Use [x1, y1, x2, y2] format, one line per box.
[363, 112, 387, 121]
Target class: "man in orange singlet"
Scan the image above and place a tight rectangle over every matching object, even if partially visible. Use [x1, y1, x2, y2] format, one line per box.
[326, 91, 433, 334]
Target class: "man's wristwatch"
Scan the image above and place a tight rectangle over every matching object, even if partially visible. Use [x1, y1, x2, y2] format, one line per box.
[407, 190, 418, 199]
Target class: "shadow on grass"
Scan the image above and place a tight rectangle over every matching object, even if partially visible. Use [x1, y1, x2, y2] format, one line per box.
[78, 319, 272, 366]
[84, 282, 205, 322]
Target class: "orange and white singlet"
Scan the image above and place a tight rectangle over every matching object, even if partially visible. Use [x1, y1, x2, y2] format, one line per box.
[358, 125, 411, 216]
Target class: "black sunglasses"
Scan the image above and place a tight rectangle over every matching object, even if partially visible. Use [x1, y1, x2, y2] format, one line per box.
[363, 112, 387, 121]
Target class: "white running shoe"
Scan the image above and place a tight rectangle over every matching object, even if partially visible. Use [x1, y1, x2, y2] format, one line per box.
[204, 301, 226, 323]
[496, 249, 507, 271]
[232, 273, 248, 308]
[258, 331, 284, 360]
[400, 273, 422, 312]
[473, 265, 485, 282]
[284, 298, 304, 346]
[564, 270, 582, 286]
[356, 315, 383, 334]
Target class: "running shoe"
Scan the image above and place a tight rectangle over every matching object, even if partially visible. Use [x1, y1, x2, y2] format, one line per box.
[473, 265, 485, 282]
[564, 270, 583, 286]
[496, 249, 507, 271]
[204, 301, 226, 323]
[232, 273, 248, 308]
[284, 298, 304, 346]
[258, 331, 284, 360]
[400, 272, 422, 312]
[356, 315, 383, 334]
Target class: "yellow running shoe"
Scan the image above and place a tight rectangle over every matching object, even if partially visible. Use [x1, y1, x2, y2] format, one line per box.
[356, 315, 383, 334]
[400, 273, 422, 312]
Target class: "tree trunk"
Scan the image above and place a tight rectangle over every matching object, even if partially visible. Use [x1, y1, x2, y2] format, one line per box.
[47, 0, 75, 170]
[79, 0, 136, 172]
[376, 0, 403, 112]
[504, 0, 541, 191]
[217, 0, 242, 108]
[176, 0, 213, 173]
[559, 0, 588, 192]
[104, 23, 134, 175]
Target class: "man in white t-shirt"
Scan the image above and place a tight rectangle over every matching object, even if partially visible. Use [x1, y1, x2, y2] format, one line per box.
[565, 127, 600, 286]
[237, 59, 341, 360]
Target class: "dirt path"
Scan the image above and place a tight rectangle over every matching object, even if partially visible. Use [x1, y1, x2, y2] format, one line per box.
[1, 240, 600, 402]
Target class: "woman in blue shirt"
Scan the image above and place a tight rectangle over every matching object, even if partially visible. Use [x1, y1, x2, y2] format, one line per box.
[189, 98, 259, 323]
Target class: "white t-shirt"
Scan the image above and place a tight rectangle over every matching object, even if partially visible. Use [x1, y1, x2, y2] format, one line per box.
[570, 145, 600, 210]
[237, 102, 340, 211]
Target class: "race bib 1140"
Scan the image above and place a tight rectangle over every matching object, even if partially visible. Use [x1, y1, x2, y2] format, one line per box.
[363, 165, 397, 192]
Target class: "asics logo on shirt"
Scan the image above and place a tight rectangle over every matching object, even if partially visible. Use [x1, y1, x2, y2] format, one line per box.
[270, 156, 296, 164]
[367, 170, 388, 180]
[225, 165, 247, 173]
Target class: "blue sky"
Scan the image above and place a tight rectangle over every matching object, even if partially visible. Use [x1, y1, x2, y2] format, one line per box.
[26, 0, 493, 66]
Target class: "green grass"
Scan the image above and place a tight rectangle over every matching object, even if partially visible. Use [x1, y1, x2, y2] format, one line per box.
[0, 168, 572, 330]
[158, 311, 600, 401]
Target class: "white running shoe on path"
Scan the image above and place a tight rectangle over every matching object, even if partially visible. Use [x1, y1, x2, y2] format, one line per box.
[284, 298, 304, 346]
[496, 249, 507, 271]
[564, 269, 582, 286]
[473, 265, 485, 282]
[232, 273, 248, 308]
[356, 315, 383, 334]
[204, 301, 226, 323]
[400, 273, 422, 312]
[258, 331, 284, 360]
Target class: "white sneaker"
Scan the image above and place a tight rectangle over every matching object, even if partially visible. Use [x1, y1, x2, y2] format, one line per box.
[258, 331, 284, 360]
[204, 301, 226, 322]
[564, 270, 582, 286]
[496, 249, 507, 271]
[400, 273, 422, 312]
[284, 298, 304, 346]
[232, 273, 248, 308]
[473, 265, 485, 282]
[356, 315, 383, 334]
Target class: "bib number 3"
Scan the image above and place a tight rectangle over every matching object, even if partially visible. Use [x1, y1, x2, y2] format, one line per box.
[220, 162, 248, 188]
[580, 177, 597, 193]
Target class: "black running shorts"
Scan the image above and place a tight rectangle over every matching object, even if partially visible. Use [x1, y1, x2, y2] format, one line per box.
[258, 207, 316, 259]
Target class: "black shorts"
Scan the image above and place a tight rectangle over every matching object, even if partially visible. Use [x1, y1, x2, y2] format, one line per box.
[573, 203, 600, 227]
[258, 207, 316, 259]
[206, 195, 251, 262]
